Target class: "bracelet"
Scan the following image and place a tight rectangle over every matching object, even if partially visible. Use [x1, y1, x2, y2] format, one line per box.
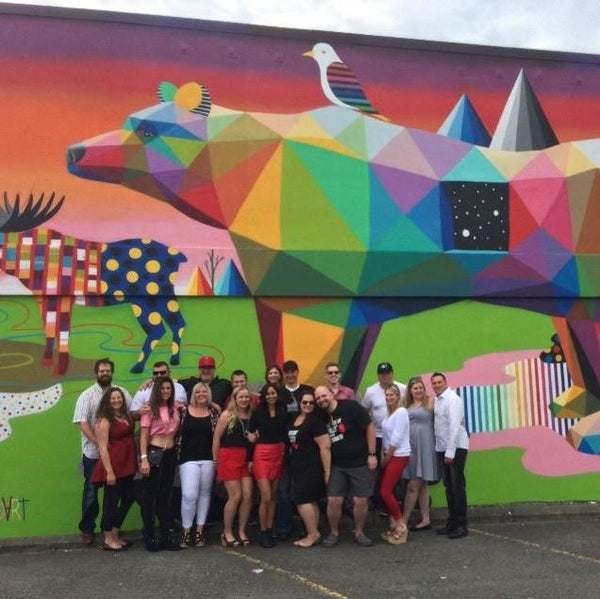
[140, 454, 148, 459]
[368, 453, 377, 457]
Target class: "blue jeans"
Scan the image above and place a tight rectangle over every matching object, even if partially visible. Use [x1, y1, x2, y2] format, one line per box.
[79, 455, 99, 534]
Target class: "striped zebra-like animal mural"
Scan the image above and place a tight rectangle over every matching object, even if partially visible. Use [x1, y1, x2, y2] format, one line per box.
[0, 193, 186, 374]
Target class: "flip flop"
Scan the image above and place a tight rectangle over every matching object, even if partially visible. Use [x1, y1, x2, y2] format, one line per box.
[101, 543, 126, 552]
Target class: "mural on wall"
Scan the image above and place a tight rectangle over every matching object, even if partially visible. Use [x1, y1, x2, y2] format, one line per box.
[1, 8, 600, 536]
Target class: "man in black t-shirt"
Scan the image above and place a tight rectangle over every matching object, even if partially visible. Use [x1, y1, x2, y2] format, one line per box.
[178, 355, 232, 409]
[315, 385, 377, 547]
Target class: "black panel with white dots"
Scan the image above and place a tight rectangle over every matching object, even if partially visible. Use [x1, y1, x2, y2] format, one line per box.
[442, 182, 509, 251]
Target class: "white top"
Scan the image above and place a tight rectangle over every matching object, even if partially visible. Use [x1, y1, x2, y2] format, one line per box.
[130, 381, 188, 411]
[72, 383, 132, 459]
[382, 407, 411, 457]
[434, 387, 469, 459]
[361, 380, 407, 438]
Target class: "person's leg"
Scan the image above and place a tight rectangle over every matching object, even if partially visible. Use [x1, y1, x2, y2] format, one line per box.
[112, 475, 136, 542]
[372, 437, 383, 510]
[449, 449, 468, 531]
[195, 461, 215, 541]
[79, 456, 99, 536]
[275, 457, 293, 538]
[295, 502, 321, 546]
[100, 483, 121, 549]
[223, 480, 242, 542]
[401, 479, 421, 526]
[326, 496, 343, 536]
[267, 479, 279, 530]
[256, 478, 272, 531]
[179, 461, 200, 538]
[156, 450, 177, 546]
[353, 496, 370, 536]
[438, 451, 456, 531]
[416, 481, 431, 527]
[238, 476, 254, 542]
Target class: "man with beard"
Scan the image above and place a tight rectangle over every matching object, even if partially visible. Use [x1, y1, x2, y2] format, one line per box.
[72, 358, 132, 544]
[316, 386, 377, 547]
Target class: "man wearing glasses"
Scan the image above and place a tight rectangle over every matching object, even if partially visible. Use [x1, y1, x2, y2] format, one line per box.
[130, 361, 188, 416]
[324, 362, 355, 400]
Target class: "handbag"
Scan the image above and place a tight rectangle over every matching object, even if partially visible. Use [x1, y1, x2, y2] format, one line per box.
[148, 447, 165, 466]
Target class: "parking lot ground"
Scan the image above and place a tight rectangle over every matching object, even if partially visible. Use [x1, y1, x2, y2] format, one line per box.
[2, 515, 600, 598]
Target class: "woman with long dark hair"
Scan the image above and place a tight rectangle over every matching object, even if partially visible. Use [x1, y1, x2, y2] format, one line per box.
[213, 385, 254, 547]
[178, 382, 217, 548]
[288, 391, 330, 548]
[92, 386, 137, 551]
[249, 383, 287, 547]
[139, 376, 184, 551]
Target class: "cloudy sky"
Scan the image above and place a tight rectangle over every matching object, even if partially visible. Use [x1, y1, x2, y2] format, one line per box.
[3, 0, 600, 54]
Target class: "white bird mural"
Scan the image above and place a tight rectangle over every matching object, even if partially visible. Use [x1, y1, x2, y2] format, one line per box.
[303, 42, 388, 121]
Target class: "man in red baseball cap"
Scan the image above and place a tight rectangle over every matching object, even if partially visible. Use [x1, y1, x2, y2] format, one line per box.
[179, 355, 232, 409]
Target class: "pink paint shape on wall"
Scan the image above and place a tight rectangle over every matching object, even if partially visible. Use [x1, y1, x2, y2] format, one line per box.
[471, 426, 600, 476]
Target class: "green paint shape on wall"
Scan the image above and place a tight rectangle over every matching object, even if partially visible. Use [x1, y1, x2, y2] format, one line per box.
[284, 140, 370, 246]
[289, 298, 353, 328]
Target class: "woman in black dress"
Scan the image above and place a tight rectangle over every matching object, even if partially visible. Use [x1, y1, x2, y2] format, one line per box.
[288, 391, 331, 547]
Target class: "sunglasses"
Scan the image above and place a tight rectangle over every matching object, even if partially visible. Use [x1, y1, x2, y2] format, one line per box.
[153, 370, 168, 376]
[301, 400, 315, 406]
[326, 370, 340, 375]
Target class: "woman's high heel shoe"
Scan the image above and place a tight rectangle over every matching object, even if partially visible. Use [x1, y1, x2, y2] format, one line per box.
[388, 527, 409, 545]
[221, 534, 240, 548]
[238, 535, 251, 547]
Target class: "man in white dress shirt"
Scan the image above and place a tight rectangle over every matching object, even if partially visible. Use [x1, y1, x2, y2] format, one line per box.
[361, 362, 407, 511]
[432, 372, 469, 539]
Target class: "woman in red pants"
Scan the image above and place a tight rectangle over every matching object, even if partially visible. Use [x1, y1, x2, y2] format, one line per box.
[380, 383, 411, 544]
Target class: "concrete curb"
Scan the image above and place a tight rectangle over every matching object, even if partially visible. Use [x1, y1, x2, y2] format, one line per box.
[2, 501, 599, 552]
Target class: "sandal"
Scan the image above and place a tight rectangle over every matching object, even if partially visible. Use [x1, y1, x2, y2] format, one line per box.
[238, 536, 251, 547]
[380, 529, 394, 541]
[194, 531, 206, 548]
[221, 534, 240, 548]
[179, 531, 191, 549]
[388, 528, 408, 545]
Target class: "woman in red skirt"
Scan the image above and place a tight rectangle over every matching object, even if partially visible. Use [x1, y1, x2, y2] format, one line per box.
[92, 387, 137, 551]
[213, 385, 254, 547]
[249, 383, 287, 548]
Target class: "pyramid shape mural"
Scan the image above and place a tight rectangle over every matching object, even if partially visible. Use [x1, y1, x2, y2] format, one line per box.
[490, 69, 558, 151]
[438, 94, 491, 146]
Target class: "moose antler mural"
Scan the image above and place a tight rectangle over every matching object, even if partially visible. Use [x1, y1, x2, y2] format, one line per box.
[0, 193, 186, 374]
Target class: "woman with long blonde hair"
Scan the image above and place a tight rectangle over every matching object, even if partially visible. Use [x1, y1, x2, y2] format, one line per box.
[213, 384, 254, 547]
[178, 382, 218, 548]
[402, 376, 439, 531]
[380, 383, 411, 544]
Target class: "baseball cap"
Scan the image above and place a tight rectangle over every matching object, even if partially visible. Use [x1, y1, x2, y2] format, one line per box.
[198, 355, 216, 368]
[377, 362, 393, 374]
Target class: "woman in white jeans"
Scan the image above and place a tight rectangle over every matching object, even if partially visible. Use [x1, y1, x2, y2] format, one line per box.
[178, 382, 217, 547]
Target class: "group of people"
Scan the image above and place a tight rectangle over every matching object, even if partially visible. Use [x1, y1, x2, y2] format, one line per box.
[73, 355, 469, 552]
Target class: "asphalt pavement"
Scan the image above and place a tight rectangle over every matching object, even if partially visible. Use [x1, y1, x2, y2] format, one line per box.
[2, 509, 600, 598]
